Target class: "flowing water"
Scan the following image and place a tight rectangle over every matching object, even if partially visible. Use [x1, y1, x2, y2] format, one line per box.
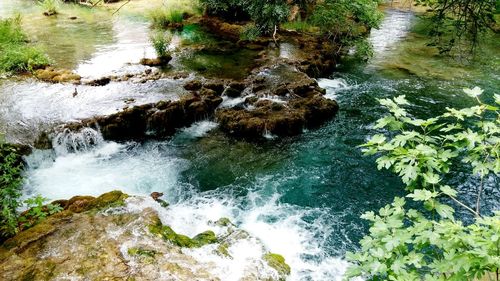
[1, 3, 499, 280]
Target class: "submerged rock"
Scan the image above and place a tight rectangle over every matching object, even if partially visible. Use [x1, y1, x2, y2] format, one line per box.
[0, 193, 291, 281]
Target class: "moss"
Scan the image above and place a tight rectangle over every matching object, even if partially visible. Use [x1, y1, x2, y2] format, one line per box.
[2, 218, 57, 250]
[90, 190, 129, 210]
[127, 247, 157, 263]
[149, 223, 217, 248]
[127, 247, 157, 257]
[215, 242, 231, 258]
[263, 253, 291, 276]
[214, 217, 234, 227]
[192, 230, 217, 246]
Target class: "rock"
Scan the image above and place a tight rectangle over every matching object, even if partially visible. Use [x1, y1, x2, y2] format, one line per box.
[0, 195, 291, 280]
[140, 55, 172, 66]
[59, 89, 223, 141]
[35, 67, 81, 84]
[216, 64, 338, 139]
[84, 77, 111, 86]
[184, 79, 203, 91]
[203, 81, 225, 95]
[263, 253, 291, 277]
[199, 16, 243, 41]
[148, 223, 217, 248]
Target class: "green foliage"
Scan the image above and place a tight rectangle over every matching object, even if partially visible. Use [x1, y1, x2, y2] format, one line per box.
[199, 0, 290, 34]
[18, 196, 63, 230]
[149, 9, 184, 28]
[281, 20, 317, 33]
[309, 0, 382, 59]
[310, 0, 382, 36]
[0, 17, 50, 74]
[150, 32, 172, 59]
[1, 143, 62, 240]
[0, 143, 24, 238]
[347, 88, 500, 280]
[240, 24, 261, 41]
[346, 199, 500, 281]
[414, 0, 498, 55]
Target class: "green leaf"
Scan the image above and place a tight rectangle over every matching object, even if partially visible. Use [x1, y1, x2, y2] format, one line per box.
[440, 185, 457, 197]
[463, 87, 483, 98]
[435, 202, 455, 219]
[407, 190, 438, 201]
[394, 95, 410, 105]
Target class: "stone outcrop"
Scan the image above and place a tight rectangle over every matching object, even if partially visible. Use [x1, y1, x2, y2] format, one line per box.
[34, 67, 81, 84]
[216, 64, 338, 139]
[0, 192, 291, 281]
[61, 84, 223, 141]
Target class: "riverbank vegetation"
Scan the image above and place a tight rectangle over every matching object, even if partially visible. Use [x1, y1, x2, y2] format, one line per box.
[413, 0, 499, 57]
[0, 17, 49, 74]
[347, 88, 500, 280]
[0, 142, 62, 242]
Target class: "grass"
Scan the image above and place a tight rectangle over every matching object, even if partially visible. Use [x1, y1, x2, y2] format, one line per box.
[149, 0, 202, 28]
[281, 20, 318, 33]
[0, 17, 50, 74]
[39, 0, 59, 16]
[150, 9, 184, 28]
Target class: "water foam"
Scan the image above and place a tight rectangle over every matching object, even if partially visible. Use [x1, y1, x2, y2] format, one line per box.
[317, 78, 352, 100]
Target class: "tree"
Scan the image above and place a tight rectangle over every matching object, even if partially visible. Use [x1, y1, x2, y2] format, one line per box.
[346, 88, 500, 280]
[415, 0, 498, 55]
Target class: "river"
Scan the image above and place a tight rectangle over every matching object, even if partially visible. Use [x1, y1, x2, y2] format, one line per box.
[1, 2, 499, 280]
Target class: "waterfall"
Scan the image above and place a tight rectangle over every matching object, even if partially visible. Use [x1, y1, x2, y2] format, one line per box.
[52, 127, 104, 156]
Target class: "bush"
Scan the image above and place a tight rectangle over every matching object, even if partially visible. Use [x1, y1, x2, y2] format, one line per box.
[346, 88, 500, 280]
[0, 17, 50, 73]
[150, 9, 184, 28]
[150, 31, 172, 59]
[199, 0, 290, 34]
[0, 143, 24, 239]
[1, 143, 62, 240]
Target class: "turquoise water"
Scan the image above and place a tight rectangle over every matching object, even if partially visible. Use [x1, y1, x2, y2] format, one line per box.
[9, 7, 500, 280]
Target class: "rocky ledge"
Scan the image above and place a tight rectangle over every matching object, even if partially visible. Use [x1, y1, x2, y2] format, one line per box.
[0, 191, 291, 280]
[33, 15, 341, 143]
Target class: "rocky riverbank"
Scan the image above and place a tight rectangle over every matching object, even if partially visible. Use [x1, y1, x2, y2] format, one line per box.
[29, 14, 340, 144]
[0, 191, 291, 281]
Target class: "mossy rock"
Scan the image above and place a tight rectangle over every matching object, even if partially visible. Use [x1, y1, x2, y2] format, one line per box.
[192, 231, 217, 246]
[215, 242, 231, 258]
[263, 253, 291, 277]
[214, 217, 234, 227]
[90, 190, 129, 210]
[149, 223, 217, 248]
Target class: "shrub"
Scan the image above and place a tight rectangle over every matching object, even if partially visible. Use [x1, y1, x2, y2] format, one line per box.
[0, 17, 50, 73]
[0, 143, 24, 239]
[0, 143, 62, 240]
[346, 88, 500, 280]
[240, 24, 260, 41]
[150, 31, 172, 59]
[199, 0, 290, 34]
[150, 9, 184, 28]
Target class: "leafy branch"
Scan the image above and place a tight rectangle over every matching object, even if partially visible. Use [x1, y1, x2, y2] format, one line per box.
[347, 87, 500, 280]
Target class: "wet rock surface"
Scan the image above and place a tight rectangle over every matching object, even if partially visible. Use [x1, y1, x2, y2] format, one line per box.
[60, 84, 223, 141]
[216, 64, 338, 139]
[0, 193, 290, 281]
[34, 67, 81, 84]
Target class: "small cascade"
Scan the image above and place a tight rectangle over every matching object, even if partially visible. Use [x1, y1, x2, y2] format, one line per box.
[52, 127, 104, 155]
[317, 78, 352, 100]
